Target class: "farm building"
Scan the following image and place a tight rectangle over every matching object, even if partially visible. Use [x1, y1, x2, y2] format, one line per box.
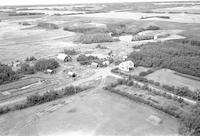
[102, 61, 110, 66]
[68, 71, 76, 77]
[57, 53, 72, 62]
[91, 62, 100, 68]
[118, 60, 134, 72]
[46, 69, 54, 74]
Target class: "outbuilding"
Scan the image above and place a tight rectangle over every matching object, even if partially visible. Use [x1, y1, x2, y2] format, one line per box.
[68, 71, 76, 77]
[91, 62, 100, 68]
[118, 60, 134, 72]
[46, 69, 54, 74]
[57, 53, 72, 62]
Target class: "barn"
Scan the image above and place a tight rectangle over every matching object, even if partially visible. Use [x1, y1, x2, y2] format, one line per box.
[57, 53, 72, 62]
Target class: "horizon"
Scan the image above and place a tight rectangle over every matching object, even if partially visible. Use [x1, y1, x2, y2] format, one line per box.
[0, 0, 200, 6]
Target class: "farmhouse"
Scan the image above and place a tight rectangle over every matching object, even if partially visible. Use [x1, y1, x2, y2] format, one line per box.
[57, 53, 72, 62]
[118, 60, 134, 72]
[102, 61, 110, 66]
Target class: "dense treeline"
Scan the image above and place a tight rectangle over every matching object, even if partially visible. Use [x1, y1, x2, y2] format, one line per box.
[128, 41, 200, 77]
[0, 86, 86, 115]
[0, 63, 20, 85]
[75, 33, 119, 44]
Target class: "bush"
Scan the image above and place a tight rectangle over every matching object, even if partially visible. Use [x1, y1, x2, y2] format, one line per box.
[139, 69, 154, 77]
[96, 44, 108, 49]
[77, 54, 101, 65]
[144, 25, 160, 30]
[25, 56, 37, 61]
[34, 59, 59, 71]
[75, 33, 119, 44]
[37, 22, 59, 29]
[0, 63, 20, 85]
[18, 63, 35, 74]
[63, 49, 79, 55]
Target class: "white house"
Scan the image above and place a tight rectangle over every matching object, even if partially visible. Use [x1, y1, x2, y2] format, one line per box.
[118, 60, 134, 72]
[102, 61, 110, 66]
[57, 53, 72, 62]
[122, 56, 128, 61]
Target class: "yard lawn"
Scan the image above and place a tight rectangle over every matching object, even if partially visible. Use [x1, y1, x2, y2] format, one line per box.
[146, 69, 200, 91]
[0, 90, 179, 136]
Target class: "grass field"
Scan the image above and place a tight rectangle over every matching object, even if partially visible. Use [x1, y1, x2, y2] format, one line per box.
[146, 69, 200, 91]
[0, 90, 180, 136]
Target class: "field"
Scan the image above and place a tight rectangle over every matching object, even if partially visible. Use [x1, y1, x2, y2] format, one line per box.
[0, 90, 180, 136]
[0, 2, 200, 136]
[146, 69, 200, 91]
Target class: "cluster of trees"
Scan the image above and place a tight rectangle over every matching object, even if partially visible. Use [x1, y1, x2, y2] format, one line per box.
[162, 85, 200, 101]
[128, 41, 200, 77]
[34, 59, 59, 71]
[18, 63, 35, 74]
[37, 22, 59, 29]
[77, 54, 101, 65]
[107, 23, 160, 36]
[9, 12, 44, 16]
[141, 16, 170, 19]
[63, 49, 79, 55]
[25, 56, 37, 62]
[132, 35, 154, 41]
[19, 58, 59, 75]
[75, 33, 119, 44]
[0, 86, 85, 115]
[63, 25, 107, 34]
[96, 44, 108, 49]
[0, 63, 20, 85]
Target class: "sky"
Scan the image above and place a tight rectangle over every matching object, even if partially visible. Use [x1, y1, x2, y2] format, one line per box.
[0, 0, 199, 6]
